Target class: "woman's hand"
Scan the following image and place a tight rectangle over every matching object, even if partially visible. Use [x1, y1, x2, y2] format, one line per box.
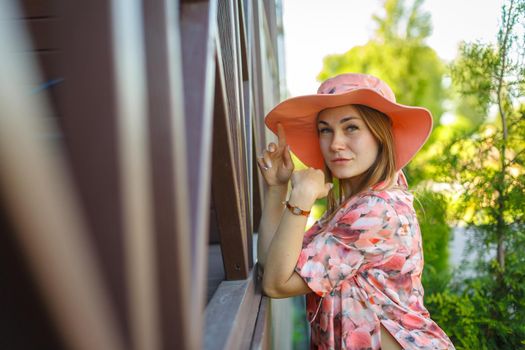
[290, 168, 333, 206]
[257, 123, 294, 187]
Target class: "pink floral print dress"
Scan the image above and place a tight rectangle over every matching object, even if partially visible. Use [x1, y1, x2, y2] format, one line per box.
[295, 186, 455, 350]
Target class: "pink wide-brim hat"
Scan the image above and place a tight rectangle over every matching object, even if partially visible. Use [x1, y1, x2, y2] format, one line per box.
[264, 73, 433, 171]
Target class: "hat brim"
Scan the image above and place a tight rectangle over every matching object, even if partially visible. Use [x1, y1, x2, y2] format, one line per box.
[264, 88, 433, 171]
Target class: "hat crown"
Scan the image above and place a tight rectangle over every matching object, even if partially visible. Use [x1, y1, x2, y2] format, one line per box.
[317, 73, 396, 103]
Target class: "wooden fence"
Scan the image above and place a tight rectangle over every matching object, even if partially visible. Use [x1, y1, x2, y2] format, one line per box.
[0, 0, 288, 349]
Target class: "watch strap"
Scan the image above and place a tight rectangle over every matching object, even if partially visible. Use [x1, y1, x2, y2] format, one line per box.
[284, 201, 311, 217]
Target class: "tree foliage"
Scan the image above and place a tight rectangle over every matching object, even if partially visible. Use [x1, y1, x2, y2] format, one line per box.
[317, 0, 452, 291]
[318, 0, 446, 124]
[318, 0, 447, 185]
[430, 0, 525, 348]
[312, 1, 525, 348]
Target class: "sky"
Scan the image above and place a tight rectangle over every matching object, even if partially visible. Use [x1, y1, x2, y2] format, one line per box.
[282, 0, 506, 97]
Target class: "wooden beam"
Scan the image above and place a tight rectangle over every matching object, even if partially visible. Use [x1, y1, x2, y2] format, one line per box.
[249, 0, 267, 237]
[54, 0, 129, 345]
[26, 18, 58, 50]
[110, 1, 160, 349]
[216, 0, 253, 272]
[0, 3, 125, 348]
[204, 269, 263, 350]
[180, 0, 217, 348]
[19, 0, 57, 18]
[142, 0, 192, 348]
[212, 56, 249, 280]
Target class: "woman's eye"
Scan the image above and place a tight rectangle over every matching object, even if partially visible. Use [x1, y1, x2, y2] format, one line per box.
[346, 125, 358, 131]
[318, 128, 331, 134]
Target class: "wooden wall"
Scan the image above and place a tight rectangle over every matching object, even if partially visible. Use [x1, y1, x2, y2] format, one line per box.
[0, 0, 285, 349]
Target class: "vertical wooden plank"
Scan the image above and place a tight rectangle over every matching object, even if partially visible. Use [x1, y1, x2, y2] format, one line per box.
[142, 0, 192, 348]
[0, 203, 64, 350]
[238, 0, 255, 267]
[180, 1, 217, 348]
[233, 0, 254, 268]
[0, 2, 125, 349]
[20, 0, 57, 18]
[212, 56, 249, 279]
[54, 0, 129, 345]
[110, 1, 160, 349]
[217, 0, 253, 273]
[250, 0, 267, 231]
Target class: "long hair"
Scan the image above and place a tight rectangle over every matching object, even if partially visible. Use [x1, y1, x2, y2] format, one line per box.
[321, 104, 398, 223]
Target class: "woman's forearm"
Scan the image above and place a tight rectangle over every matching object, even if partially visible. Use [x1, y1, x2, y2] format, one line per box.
[257, 185, 288, 268]
[262, 190, 316, 296]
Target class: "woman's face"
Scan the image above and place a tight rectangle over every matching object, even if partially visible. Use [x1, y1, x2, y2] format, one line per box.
[317, 105, 379, 181]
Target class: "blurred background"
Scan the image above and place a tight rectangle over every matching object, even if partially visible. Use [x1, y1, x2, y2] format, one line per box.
[285, 1, 525, 349]
[0, 0, 523, 349]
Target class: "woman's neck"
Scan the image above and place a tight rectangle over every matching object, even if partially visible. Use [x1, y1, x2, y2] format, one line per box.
[344, 173, 367, 196]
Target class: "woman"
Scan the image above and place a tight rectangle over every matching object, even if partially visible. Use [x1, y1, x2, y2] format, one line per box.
[257, 73, 455, 350]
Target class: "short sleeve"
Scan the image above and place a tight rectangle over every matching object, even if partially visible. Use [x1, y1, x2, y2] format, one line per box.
[295, 195, 400, 296]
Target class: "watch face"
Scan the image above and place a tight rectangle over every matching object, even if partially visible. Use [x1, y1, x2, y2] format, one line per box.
[293, 207, 302, 215]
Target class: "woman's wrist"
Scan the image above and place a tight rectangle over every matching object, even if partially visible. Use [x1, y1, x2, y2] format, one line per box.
[288, 189, 316, 211]
[266, 184, 288, 199]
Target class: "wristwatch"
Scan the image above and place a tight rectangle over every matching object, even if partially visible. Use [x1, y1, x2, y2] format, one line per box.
[283, 201, 311, 217]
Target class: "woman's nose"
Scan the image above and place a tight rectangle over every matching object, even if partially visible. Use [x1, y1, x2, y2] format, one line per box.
[330, 132, 346, 151]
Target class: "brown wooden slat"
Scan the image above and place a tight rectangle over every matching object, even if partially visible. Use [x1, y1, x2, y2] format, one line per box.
[0, 203, 65, 350]
[20, 0, 57, 18]
[32, 51, 62, 112]
[110, 1, 160, 349]
[263, 0, 277, 58]
[26, 18, 58, 51]
[204, 269, 262, 350]
[0, 4, 125, 348]
[250, 0, 268, 232]
[243, 80, 255, 268]
[252, 124, 263, 233]
[142, 0, 192, 348]
[217, 0, 253, 271]
[54, 0, 130, 346]
[34, 51, 60, 80]
[238, 0, 250, 82]
[180, 1, 218, 348]
[251, 297, 271, 350]
[209, 201, 221, 244]
[233, 0, 254, 269]
[250, 274, 270, 350]
[212, 56, 249, 280]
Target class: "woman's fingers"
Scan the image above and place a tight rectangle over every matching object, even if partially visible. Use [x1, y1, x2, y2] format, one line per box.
[277, 123, 287, 148]
[261, 150, 273, 169]
[267, 142, 277, 153]
[282, 145, 293, 170]
[256, 155, 270, 170]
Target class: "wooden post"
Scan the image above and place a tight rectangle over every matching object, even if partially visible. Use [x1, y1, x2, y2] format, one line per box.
[142, 0, 192, 348]
[180, 0, 218, 348]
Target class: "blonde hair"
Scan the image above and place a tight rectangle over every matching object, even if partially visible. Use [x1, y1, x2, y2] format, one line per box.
[321, 104, 398, 222]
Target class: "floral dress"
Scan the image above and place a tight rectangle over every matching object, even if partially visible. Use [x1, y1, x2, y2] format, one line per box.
[295, 185, 455, 350]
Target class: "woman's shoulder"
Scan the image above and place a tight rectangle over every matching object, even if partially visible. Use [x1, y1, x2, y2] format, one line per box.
[348, 187, 411, 206]
[337, 187, 415, 220]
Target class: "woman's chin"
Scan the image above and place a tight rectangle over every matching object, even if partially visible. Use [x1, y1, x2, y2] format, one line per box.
[328, 167, 367, 181]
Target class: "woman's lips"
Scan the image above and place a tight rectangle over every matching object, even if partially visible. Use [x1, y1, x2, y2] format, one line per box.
[331, 158, 351, 164]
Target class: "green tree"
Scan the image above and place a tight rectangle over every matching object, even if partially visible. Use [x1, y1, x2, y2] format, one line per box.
[318, 0, 447, 185]
[430, 0, 525, 347]
[317, 0, 452, 296]
[318, 0, 445, 125]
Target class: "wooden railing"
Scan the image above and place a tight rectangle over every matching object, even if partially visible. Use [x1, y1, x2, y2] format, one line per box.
[0, 0, 285, 349]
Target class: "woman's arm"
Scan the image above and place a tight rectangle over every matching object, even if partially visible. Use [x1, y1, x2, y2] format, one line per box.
[255, 123, 294, 269]
[262, 169, 331, 298]
[256, 184, 287, 269]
